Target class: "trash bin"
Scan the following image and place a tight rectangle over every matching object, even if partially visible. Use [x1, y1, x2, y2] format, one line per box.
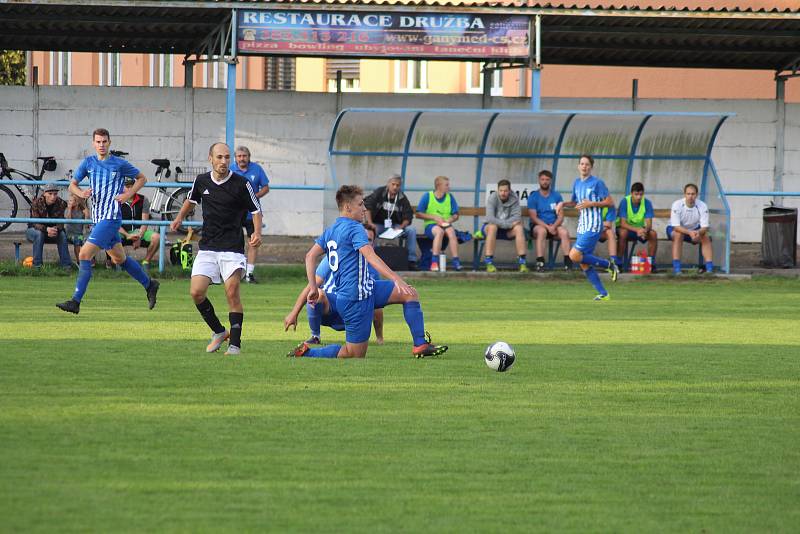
[761, 206, 797, 268]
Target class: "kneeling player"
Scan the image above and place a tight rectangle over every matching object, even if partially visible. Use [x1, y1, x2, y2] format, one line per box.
[288, 185, 446, 359]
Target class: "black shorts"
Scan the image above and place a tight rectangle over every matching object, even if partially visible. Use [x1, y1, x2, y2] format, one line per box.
[243, 219, 255, 237]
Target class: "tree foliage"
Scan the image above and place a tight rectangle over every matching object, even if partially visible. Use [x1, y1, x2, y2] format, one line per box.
[0, 50, 27, 85]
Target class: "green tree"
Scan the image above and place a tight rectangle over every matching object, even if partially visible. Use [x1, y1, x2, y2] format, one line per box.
[0, 50, 27, 85]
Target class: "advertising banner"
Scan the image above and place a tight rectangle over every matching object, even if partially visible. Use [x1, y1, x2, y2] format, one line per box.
[237, 10, 530, 59]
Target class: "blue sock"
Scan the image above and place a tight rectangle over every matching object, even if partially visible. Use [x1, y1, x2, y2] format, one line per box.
[452, 257, 461, 268]
[403, 301, 427, 346]
[485, 255, 494, 265]
[306, 344, 341, 358]
[72, 259, 93, 302]
[612, 255, 622, 265]
[672, 259, 682, 273]
[307, 303, 322, 337]
[518, 255, 527, 264]
[584, 267, 607, 295]
[122, 256, 151, 288]
[582, 253, 610, 269]
[705, 261, 713, 271]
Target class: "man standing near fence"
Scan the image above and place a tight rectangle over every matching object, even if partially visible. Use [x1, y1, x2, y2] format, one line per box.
[56, 128, 159, 315]
[231, 146, 269, 283]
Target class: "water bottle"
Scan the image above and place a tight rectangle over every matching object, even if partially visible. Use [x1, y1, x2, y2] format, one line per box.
[439, 253, 446, 272]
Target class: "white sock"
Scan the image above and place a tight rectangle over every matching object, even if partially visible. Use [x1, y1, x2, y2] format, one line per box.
[246, 263, 254, 275]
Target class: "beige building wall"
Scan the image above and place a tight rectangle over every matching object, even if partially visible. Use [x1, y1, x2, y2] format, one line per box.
[360, 59, 393, 93]
[296, 58, 326, 92]
[29, 51, 800, 103]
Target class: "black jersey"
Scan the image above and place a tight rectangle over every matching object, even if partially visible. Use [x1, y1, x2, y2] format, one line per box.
[188, 171, 261, 253]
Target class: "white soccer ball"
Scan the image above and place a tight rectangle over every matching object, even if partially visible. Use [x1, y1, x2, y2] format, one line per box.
[484, 341, 516, 372]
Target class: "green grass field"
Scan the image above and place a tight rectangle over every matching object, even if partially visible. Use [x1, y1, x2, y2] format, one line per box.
[1, 272, 799, 532]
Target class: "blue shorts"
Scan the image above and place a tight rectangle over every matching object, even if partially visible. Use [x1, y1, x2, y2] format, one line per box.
[338, 294, 375, 344]
[574, 231, 602, 254]
[481, 223, 512, 240]
[373, 280, 394, 309]
[666, 225, 703, 243]
[321, 293, 345, 331]
[87, 219, 122, 250]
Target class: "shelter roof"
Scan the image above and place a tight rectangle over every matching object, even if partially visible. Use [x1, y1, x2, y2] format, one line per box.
[1, 0, 799, 71]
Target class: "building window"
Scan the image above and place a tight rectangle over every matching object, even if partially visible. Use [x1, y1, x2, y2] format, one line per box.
[466, 62, 503, 96]
[50, 52, 71, 85]
[326, 59, 360, 92]
[99, 52, 121, 86]
[150, 53, 173, 87]
[394, 60, 427, 93]
[264, 57, 296, 91]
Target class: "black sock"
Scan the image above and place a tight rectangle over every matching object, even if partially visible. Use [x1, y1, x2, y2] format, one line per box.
[536, 256, 545, 263]
[564, 255, 573, 266]
[229, 312, 243, 348]
[196, 298, 225, 334]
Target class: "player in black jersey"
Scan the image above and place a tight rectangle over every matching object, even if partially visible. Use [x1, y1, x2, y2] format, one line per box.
[170, 142, 262, 356]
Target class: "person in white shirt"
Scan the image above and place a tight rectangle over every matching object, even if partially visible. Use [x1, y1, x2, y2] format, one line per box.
[667, 183, 713, 274]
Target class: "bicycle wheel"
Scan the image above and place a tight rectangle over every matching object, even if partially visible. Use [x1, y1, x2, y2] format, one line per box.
[165, 189, 202, 231]
[0, 184, 19, 232]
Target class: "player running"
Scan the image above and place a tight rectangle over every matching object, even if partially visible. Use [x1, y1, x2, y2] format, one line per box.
[288, 185, 447, 359]
[556, 154, 619, 300]
[57, 128, 159, 314]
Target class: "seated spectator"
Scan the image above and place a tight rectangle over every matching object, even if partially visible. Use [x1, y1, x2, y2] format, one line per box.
[118, 177, 160, 268]
[415, 175, 462, 271]
[65, 192, 91, 264]
[26, 183, 72, 269]
[477, 179, 528, 273]
[617, 182, 658, 271]
[527, 170, 571, 271]
[364, 173, 418, 270]
[599, 204, 620, 267]
[668, 183, 713, 274]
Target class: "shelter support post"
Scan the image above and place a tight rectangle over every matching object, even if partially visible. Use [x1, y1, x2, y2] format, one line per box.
[530, 15, 542, 112]
[226, 61, 236, 151]
[774, 76, 786, 206]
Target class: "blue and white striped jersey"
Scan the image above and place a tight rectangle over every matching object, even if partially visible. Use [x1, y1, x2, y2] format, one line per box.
[571, 175, 610, 234]
[316, 256, 379, 296]
[314, 217, 373, 301]
[73, 155, 140, 223]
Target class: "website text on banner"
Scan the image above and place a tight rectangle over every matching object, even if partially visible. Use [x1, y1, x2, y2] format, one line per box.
[237, 11, 530, 59]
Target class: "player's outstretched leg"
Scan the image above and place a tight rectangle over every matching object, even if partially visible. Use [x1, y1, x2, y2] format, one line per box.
[56, 258, 93, 314]
[288, 342, 341, 358]
[584, 267, 609, 301]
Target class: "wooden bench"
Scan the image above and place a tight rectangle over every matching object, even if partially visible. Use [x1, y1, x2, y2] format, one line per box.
[412, 206, 672, 270]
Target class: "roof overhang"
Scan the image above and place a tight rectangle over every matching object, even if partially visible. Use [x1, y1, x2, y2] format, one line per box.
[2, 0, 799, 71]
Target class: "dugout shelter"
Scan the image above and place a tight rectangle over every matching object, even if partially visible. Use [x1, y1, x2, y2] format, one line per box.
[328, 108, 733, 272]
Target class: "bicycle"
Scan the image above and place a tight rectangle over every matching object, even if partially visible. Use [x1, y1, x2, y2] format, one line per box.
[148, 158, 205, 230]
[0, 152, 59, 232]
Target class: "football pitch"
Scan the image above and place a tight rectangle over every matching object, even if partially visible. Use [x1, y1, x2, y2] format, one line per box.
[1, 273, 799, 532]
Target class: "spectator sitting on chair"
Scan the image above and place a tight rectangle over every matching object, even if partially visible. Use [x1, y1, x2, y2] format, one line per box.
[118, 177, 160, 268]
[416, 175, 462, 271]
[231, 145, 270, 284]
[26, 183, 72, 269]
[668, 183, 713, 274]
[364, 173, 417, 270]
[478, 179, 528, 273]
[617, 182, 658, 272]
[65, 191, 91, 265]
[599, 204, 621, 267]
[527, 170, 571, 272]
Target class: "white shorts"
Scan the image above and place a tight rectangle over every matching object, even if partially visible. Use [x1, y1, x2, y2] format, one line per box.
[191, 250, 246, 284]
